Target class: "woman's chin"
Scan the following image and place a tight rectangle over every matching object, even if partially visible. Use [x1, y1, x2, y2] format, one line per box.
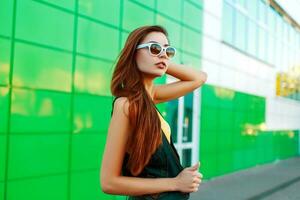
[153, 72, 165, 78]
[143, 71, 165, 78]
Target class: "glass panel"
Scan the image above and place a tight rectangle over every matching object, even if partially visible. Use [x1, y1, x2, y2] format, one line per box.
[0, 87, 9, 133]
[77, 18, 119, 60]
[183, 92, 193, 143]
[268, 7, 276, 34]
[181, 53, 201, 69]
[16, 0, 74, 50]
[73, 95, 112, 134]
[7, 174, 68, 200]
[13, 42, 72, 92]
[166, 98, 179, 143]
[257, 26, 266, 61]
[182, 148, 192, 167]
[0, 38, 10, 85]
[247, 0, 258, 20]
[182, 27, 202, 56]
[156, 15, 181, 49]
[235, 11, 247, 51]
[247, 20, 257, 56]
[72, 133, 106, 170]
[123, 1, 154, 31]
[275, 40, 282, 67]
[72, 170, 112, 200]
[236, 0, 246, 9]
[154, 74, 166, 85]
[200, 151, 217, 178]
[157, 0, 181, 21]
[78, 0, 120, 26]
[0, 181, 3, 194]
[283, 22, 289, 44]
[8, 134, 69, 179]
[217, 151, 234, 175]
[0, 0, 13, 37]
[0, 135, 7, 181]
[267, 35, 275, 65]
[183, 1, 203, 32]
[222, 2, 234, 44]
[10, 88, 71, 133]
[277, 17, 284, 44]
[121, 31, 129, 49]
[282, 44, 288, 69]
[258, 0, 267, 24]
[75, 56, 113, 96]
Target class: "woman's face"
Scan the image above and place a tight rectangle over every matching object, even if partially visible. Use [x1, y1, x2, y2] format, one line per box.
[135, 32, 170, 78]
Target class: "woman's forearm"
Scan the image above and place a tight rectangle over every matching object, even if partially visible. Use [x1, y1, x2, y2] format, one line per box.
[167, 62, 207, 83]
[102, 176, 178, 196]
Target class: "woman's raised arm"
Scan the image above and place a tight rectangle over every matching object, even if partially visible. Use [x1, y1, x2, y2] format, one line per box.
[153, 62, 207, 104]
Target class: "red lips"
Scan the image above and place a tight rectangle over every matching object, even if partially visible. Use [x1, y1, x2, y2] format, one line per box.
[155, 61, 166, 69]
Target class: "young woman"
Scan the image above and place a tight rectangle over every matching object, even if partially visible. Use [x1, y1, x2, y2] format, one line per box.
[100, 25, 207, 200]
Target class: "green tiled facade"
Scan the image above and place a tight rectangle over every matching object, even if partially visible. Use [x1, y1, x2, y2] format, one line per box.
[0, 0, 204, 199]
[200, 84, 299, 179]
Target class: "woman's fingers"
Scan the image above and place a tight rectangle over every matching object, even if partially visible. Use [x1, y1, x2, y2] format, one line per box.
[191, 183, 200, 192]
[192, 171, 203, 177]
[195, 172, 203, 178]
[187, 162, 200, 171]
[193, 177, 202, 184]
[192, 171, 203, 179]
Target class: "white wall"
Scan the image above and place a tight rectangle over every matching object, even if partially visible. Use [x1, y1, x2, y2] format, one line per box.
[202, 0, 300, 131]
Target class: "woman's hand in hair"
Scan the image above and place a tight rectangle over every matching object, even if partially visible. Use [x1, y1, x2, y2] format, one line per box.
[173, 162, 203, 193]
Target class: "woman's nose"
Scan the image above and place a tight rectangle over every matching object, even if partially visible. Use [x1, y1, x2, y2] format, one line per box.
[159, 49, 168, 58]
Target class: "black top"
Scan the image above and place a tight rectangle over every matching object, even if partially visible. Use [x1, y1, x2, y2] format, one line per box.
[111, 97, 190, 200]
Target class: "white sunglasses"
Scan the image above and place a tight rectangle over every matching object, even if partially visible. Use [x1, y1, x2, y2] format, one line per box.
[136, 42, 176, 58]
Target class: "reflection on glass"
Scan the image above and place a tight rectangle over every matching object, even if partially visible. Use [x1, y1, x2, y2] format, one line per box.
[223, 0, 300, 71]
[166, 98, 178, 143]
[222, 2, 234, 44]
[276, 67, 300, 101]
[182, 117, 189, 142]
[183, 92, 193, 143]
[182, 148, 192, 167]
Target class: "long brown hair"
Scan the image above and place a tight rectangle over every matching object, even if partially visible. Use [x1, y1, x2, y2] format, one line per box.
[111, 25, 168, 176]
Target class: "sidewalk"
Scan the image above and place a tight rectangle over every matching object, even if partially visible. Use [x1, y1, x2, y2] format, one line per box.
[190, 156, 300, 200]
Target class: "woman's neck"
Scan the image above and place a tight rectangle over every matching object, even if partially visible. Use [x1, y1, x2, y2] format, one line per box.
[143, 76, 155, 100]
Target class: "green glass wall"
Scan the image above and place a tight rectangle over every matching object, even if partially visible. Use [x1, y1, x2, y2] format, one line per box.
[200, 84, 299, 179]
[0, 0, 204, 199]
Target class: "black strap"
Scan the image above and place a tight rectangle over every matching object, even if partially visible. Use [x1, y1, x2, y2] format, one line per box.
[111, 96, 121, 116]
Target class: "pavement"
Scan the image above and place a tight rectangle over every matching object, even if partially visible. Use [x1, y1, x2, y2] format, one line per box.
[190, 156, 300, 200]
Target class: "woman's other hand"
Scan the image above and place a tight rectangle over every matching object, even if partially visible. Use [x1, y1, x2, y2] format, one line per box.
[173, 162, 203, 193]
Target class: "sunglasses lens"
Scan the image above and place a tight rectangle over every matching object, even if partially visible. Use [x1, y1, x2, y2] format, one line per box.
[149, 43, 162, 55]
[166, 47, 176, 58]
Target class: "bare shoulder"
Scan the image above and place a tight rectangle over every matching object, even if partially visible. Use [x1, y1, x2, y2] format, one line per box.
[113, 97, 130, 117]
